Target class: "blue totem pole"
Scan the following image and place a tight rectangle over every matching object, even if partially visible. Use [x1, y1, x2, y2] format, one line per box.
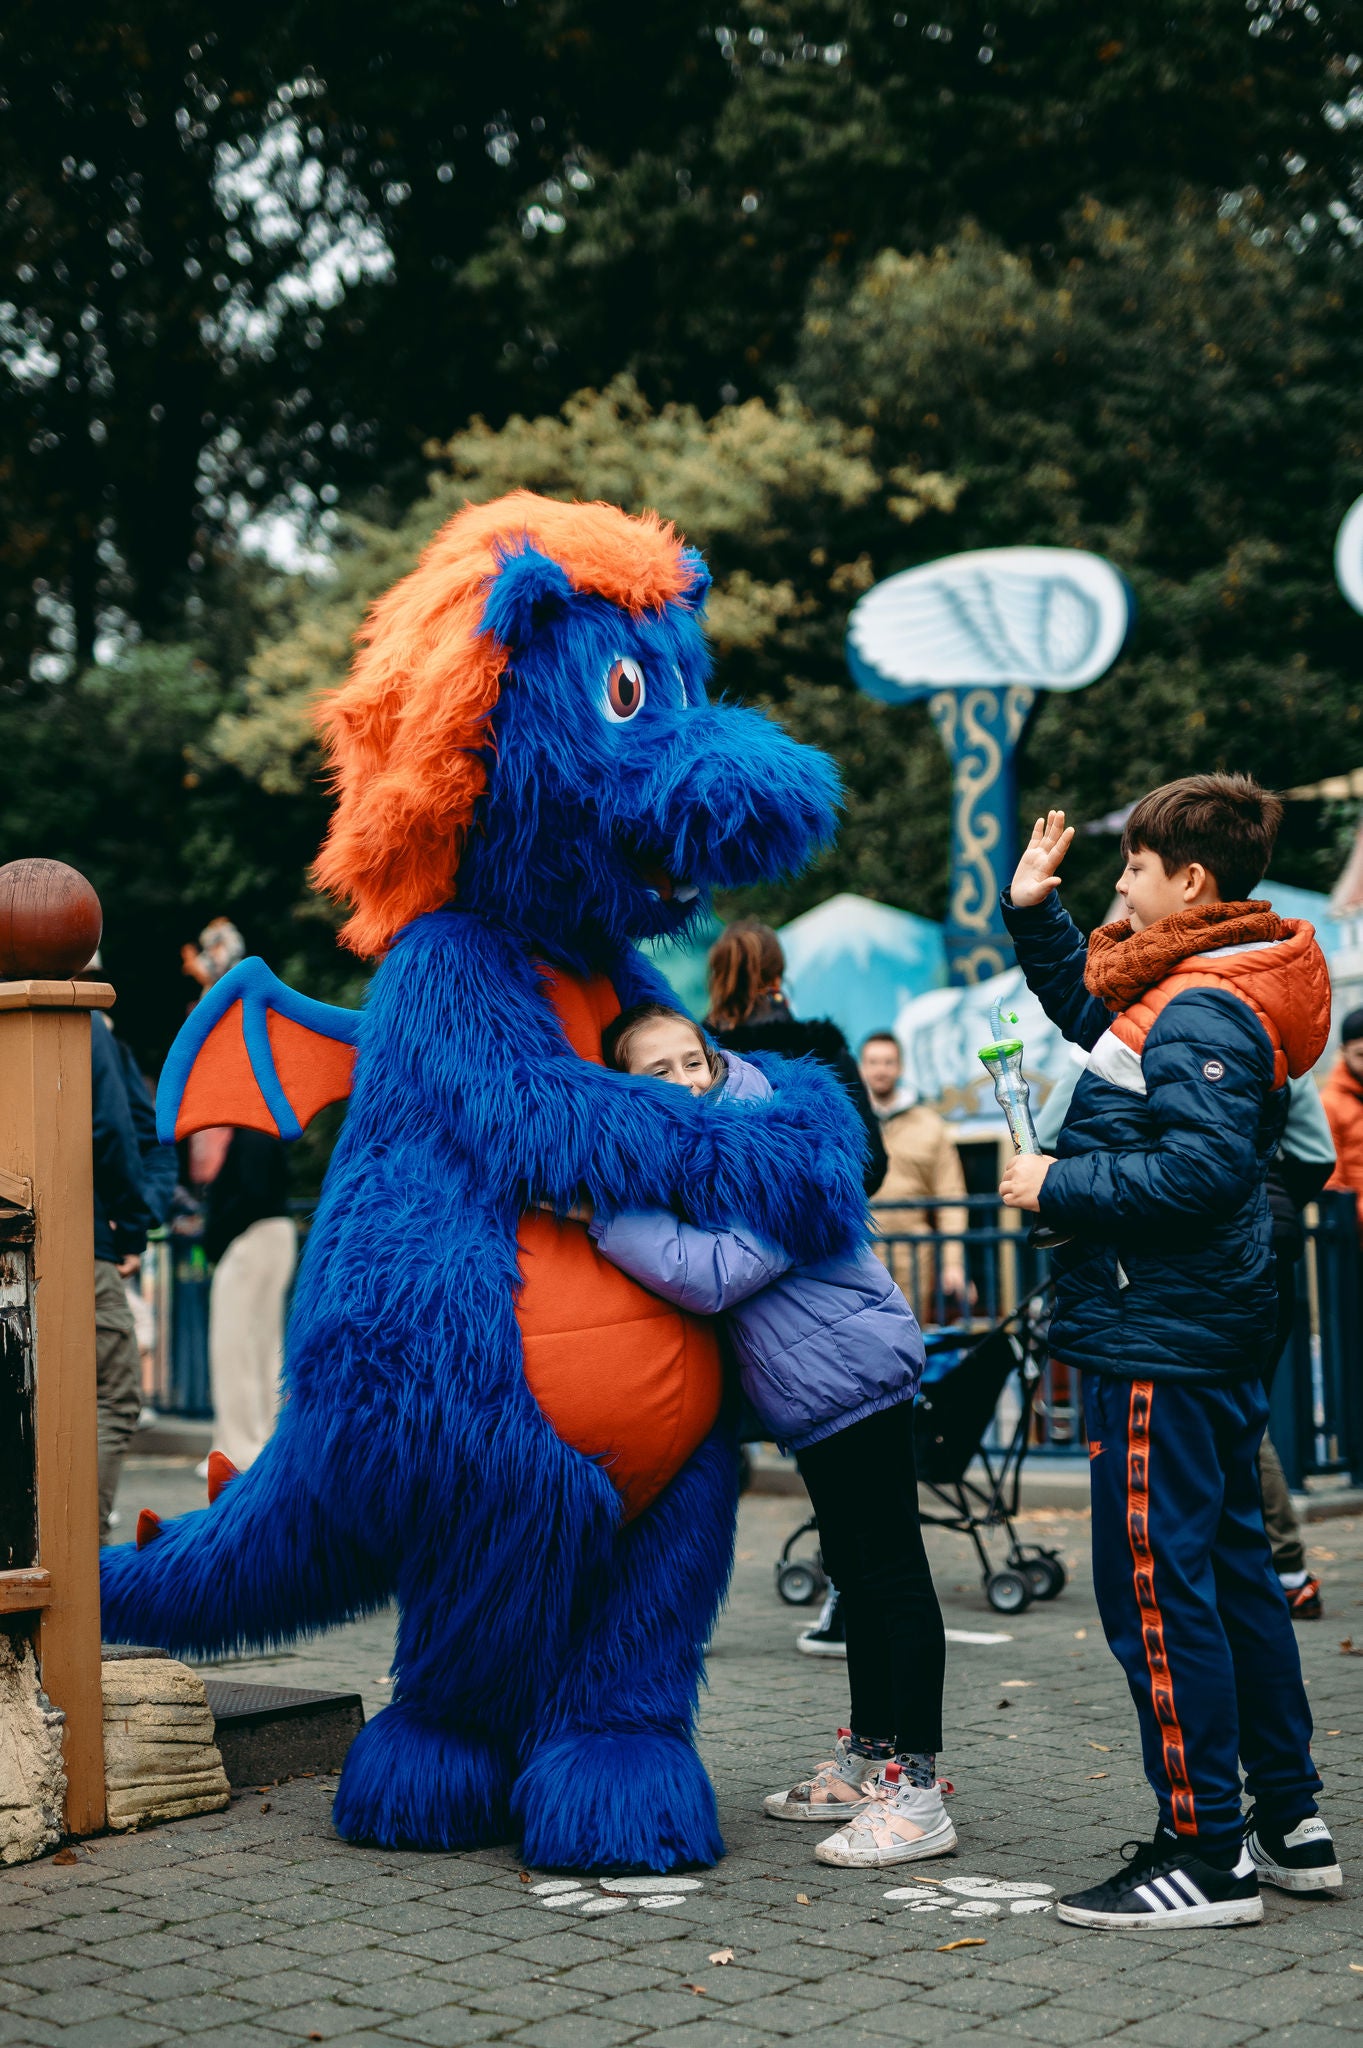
[847, 546, 1133, 984]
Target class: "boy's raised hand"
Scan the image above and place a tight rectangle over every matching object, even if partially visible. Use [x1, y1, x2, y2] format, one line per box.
[1009, 810, 1074, 909]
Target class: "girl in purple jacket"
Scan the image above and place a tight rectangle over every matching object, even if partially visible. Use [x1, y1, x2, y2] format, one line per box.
[589, 1001, 955, 1871]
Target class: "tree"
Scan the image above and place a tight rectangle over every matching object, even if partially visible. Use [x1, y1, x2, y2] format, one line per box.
[6, 1, 1356, 684]
[485, 1, 1362, 409]
[0, 638, 349, 1064]
[795, 201, 1363, 927]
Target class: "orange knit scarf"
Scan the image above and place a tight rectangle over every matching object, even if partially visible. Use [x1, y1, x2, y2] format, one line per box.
[1083, 901, 1288, 1010]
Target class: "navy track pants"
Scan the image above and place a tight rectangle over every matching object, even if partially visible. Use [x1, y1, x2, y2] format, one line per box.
[1084, 1372, 1320, 1848]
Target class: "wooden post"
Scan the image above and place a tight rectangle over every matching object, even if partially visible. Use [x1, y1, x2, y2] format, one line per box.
[0, 860, 111, 1838]
[0, 972, 112, 1836]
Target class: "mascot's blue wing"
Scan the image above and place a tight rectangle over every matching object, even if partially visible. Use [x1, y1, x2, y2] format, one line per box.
[156, 956, 361, 1145]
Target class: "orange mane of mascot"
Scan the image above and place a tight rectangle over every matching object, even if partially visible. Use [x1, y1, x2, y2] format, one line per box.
[101, 489, 866, 1872]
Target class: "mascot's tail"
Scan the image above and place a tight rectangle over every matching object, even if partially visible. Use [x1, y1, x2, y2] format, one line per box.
[100, 1429, 394, 1660]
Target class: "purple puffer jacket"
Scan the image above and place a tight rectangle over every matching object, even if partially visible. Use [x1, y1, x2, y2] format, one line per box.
[589, 1050, 924, 1452]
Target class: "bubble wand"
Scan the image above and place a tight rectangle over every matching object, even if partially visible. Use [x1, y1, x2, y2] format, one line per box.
[978, 998, 1069, 1251]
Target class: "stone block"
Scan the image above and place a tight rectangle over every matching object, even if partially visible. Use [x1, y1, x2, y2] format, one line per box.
[101, 1658, 229, 1831]
[0, 1628, 65, 1865]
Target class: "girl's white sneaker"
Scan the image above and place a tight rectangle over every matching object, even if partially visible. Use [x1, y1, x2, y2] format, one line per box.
[814, 1763, 957, 1867]
[764, 1730, 885, 1821]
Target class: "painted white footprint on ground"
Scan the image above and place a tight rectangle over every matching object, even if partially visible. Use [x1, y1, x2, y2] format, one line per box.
[530, 1874, 706, 1913]
[886, 1873, 1054, 1918]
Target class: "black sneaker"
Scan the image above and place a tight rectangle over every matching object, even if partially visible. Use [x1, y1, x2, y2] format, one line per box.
[797, 1588, 846, 1659]
[1246, 1811, 1342, 1894]
[1057, 1835, 1261, 1929]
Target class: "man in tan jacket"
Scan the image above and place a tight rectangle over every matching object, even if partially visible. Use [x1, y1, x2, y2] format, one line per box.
[859, 1032, 970, 1322]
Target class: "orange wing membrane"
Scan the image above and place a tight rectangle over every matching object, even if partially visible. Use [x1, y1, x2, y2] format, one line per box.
[156, 957, 360, 1144]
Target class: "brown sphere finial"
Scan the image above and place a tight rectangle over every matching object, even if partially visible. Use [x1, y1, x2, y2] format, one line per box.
[0, 859, 104, 980]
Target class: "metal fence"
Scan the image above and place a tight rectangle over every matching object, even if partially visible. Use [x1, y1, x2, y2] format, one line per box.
[870, 1191, 1362, 1483]
[141, 1191, 1362, 1487]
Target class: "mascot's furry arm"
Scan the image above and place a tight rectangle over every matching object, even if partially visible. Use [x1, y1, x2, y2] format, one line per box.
[378, 912, 869, 1266]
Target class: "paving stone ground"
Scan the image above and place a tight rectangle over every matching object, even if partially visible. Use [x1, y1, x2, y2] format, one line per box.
[2, 1458, 1361, 2046]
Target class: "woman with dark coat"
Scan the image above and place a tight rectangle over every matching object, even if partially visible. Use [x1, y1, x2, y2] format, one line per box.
[705, 920, 887, 1198]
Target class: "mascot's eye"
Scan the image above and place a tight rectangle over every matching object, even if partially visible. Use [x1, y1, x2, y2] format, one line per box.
[602, 656, 646, 724]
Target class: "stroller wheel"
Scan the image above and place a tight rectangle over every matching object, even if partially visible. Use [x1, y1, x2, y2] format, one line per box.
[986, 1568, 1032, 1615]
[1019, 1551, 1067, 1601]
[776, 1560, 824, 1606]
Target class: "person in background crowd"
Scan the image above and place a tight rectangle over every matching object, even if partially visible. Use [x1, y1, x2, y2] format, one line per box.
[705, 920, 887, 1197]
[181, 918, 295, 1474]
[87, 962, 158, 1540]
[202, 1128, 296, 1471]
[858, 1030, 971, 1320]
[1258, 1076, 1335, 1619]
[181, 915, 246, 995]
[1320, 1007, 1363, 1235]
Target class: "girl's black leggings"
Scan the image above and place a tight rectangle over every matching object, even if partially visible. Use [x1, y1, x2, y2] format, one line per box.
[796, 1401, 945, 1755]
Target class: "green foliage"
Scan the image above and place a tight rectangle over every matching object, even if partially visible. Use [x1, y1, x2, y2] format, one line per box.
[0, 642, 352, 1064]
[6, 1, 1363, 1055]
[5, 1, 1355, 683]
[795, 202, 1363, 926]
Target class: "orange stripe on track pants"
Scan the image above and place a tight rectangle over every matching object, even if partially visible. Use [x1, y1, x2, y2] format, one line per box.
[1124, 1380, 1197, 1836]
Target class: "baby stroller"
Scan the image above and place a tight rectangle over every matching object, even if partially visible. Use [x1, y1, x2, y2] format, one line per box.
[774, 1296, 1067, 1616]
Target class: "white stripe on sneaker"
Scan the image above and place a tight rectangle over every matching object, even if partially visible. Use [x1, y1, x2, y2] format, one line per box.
[1168, 1869, 1208, 1907]
[1134, 1884, 1168, 1913]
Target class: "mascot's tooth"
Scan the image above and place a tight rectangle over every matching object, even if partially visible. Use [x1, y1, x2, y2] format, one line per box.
[673, 883, 699, 904]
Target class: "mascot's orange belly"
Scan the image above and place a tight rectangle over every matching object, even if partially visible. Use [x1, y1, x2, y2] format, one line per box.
[513, 964, 722, 1520]
[516, 1212, 722, 1520]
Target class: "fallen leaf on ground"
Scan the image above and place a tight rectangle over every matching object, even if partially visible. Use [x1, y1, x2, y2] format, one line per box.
[708, 1948, 734, 1965]
[1349, 1964, 1363, 1975]
[1309, 1548, 1337, 1561]
[1340, 1639, 1362, 1656]
[1326, 1730, 1342, 1736]
[1088, 1773, 1108, 1780]
[683, 1984, 707, 1995]
[51, 1849, 77, 1866]
[1073, 1629, 1087, 1639]
[1000, 1679, 1032, 1688]
[796, 1892, 811, 1904]
[1088, 1742, 1111, 1752]
[937, 1938, 987, 1950]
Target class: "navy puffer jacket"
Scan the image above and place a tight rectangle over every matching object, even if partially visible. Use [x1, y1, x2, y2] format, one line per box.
[1002, 891, 1329, 1384]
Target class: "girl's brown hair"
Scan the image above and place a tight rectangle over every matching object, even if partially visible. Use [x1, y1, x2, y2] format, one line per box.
[705, 919, 784, 1032]
[601, 1001, 722, 1083]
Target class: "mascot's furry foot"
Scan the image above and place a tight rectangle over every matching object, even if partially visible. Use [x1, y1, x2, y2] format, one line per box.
[512, 1731, 723, 1873]
[331, 1705, 515, 1851]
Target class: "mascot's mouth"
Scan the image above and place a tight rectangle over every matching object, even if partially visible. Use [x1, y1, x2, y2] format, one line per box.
[635, 857, 700, 906]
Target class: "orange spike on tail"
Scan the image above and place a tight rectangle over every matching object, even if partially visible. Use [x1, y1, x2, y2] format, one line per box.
[135, 1509, 163, 1550]
[206, 1451, 240, 1504]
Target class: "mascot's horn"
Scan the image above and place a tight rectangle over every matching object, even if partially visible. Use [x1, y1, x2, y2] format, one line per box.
[482, 543, 575, 653]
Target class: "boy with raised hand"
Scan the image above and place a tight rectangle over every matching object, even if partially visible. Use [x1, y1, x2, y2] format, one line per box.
[1000, 774, 1340, 1929]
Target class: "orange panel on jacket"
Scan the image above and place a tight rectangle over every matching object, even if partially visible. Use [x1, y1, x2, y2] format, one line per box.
[516, 967, 722, 1519]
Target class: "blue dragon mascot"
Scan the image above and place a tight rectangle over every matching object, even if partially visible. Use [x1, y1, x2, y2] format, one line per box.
[101, 491, 867, 1871]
